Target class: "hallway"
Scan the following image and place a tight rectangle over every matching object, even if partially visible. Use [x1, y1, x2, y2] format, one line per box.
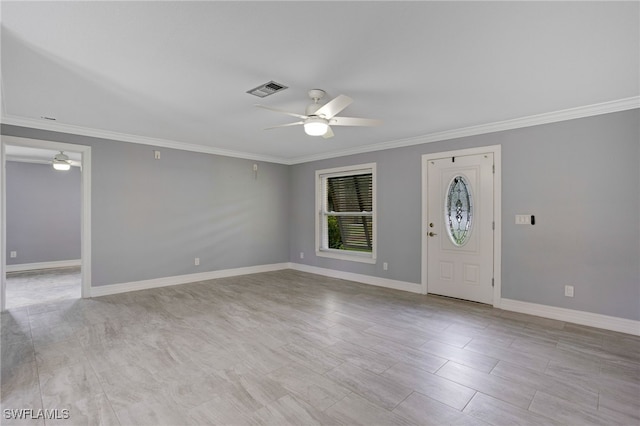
[5, 266, 80, 310]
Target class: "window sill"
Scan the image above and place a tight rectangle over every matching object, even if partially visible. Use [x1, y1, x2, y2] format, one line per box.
[316, 249, 377, 264]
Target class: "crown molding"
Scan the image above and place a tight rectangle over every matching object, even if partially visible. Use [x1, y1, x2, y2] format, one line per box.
[287, 96, 640, 164]
[0, 114, 290, 164]
[3, 96, 638, 166]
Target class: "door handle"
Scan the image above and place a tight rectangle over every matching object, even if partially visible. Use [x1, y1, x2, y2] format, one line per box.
[428, 232, 438, 237]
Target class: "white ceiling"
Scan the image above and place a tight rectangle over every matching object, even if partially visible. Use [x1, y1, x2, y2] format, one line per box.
[1, 1, 638, 164]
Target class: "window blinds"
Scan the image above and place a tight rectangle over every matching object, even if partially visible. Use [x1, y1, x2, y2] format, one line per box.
[326, 173, 373, 251]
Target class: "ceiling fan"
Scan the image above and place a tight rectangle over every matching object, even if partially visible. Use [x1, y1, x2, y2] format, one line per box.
[255, 89, 381, 138]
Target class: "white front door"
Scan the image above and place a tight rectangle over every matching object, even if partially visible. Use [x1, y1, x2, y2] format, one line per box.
[425, 151, 494, 304]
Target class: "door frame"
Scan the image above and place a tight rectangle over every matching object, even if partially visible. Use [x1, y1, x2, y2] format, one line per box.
[1, 135, 92, 311]
[421, 145, 502, 307]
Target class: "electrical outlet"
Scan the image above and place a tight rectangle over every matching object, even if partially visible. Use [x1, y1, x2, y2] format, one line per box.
[194, 257, 200, 266]
[299, 252, 304, 259]
[565, 285, 574, 297]
[154, 150, 161, 160]
[10, 251, 17, 258]
[383, 262, 388, 271]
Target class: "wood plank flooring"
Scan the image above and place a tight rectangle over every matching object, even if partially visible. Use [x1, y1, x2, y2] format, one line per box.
[5, 267, 80, 310]
[1, 269, 639, 425]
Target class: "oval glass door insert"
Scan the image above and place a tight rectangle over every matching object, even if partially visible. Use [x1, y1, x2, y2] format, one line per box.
[445, 175, 473, 246]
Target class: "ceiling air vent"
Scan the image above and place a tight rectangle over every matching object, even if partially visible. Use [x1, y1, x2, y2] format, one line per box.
[247, 81, 288, 98]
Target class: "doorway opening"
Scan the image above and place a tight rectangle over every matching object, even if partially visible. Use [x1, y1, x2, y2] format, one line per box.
[1, 136, 92, 311]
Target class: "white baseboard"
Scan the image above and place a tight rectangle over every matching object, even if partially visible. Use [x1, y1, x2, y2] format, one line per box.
[87, 261, 638, 336]
[292, 264, 639, 336]
[287, 262, 423, 294]
[90, 263, 290, 297]
[91, 262, 422, 298]
[500, 298, 640, 336]
[6, 259, 81, 273]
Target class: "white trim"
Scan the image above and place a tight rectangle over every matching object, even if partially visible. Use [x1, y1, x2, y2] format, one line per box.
[90, 263, 290, 297]
[1, 114, 288, 165]
[290, 97, 639, 164]
[315, 249, 377, 264]
[288, 262, 423, 294]
[500, 298, 640, 337]
[493, 148, 502, 308]
[291, 262, 638, 336]
[1, 136, 92, 311]
[421, 145, 502, 307]
[315, 163, 377, 264]
[6, 259, 81, 273]
[5, 156, 82, 167]
[289, 263, 639, 336]
[3, 97, 637, 166]
[0, 143, 5, 311]
[81, 145, 92, 300]
[317, 164, 376, 178]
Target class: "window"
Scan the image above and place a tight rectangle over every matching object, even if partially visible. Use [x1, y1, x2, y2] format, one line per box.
[316, 163, 376, 263]
[445, 175, 473, 246]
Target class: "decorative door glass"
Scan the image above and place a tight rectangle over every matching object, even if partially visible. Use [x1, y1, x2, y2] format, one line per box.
[445, 175, 473, 246]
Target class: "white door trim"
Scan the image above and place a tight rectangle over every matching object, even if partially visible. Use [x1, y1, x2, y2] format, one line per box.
[421, 145, 502, 307]
[1, 135, 92, 311]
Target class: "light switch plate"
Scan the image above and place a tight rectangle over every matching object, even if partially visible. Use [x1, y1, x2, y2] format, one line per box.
[515, 214, 531, 225]
[565, 285, 574, 297]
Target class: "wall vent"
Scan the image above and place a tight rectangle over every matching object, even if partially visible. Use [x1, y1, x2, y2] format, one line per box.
[246, 81, 288, 97]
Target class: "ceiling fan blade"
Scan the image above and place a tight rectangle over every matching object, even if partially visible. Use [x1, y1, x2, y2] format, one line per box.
[264, 121, 304, 130]
[330, 117, 382, 127]
[255, 104, 308, 120]
[314, 94, 353, 119]
[322, 126, 334, 139]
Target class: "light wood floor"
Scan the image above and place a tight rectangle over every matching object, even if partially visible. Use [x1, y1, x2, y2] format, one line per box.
[5, 267, 81, 310]
[1, 270, 639, 425]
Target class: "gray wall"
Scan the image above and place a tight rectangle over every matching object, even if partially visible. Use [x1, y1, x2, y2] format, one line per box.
[2, 126, 291, 286]
[6, 161, 81, 265]
[289, 110, 640, 321]
[3, 109, 639, 321]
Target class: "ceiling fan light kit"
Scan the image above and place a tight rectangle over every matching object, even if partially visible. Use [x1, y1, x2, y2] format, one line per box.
[304, 117, 330, 136]
[52, 151, 71, 171]
[256, 89, 381, 139]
